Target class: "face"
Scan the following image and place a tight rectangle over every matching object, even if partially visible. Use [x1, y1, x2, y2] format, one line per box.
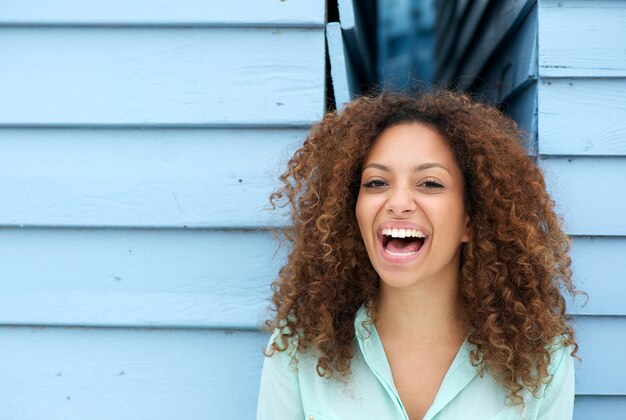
[355, 123, 470, 291]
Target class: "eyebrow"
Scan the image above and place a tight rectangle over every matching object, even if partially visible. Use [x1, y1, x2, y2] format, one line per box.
[363, 162, 452, 174]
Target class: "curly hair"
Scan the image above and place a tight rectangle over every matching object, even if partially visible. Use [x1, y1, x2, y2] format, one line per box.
[265, 89, 580, 405]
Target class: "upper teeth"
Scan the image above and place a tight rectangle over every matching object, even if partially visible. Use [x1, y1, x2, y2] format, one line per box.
[381, 228, 425, 238]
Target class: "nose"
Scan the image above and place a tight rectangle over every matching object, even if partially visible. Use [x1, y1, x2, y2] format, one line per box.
[385, 184, 417, 215]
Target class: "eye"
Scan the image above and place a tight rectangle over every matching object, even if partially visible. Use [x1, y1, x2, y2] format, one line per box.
[362, 178, 386, 188]
[420, 178, 444, 189]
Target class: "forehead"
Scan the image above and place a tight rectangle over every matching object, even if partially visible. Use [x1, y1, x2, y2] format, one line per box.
[364, 123, 458, 167]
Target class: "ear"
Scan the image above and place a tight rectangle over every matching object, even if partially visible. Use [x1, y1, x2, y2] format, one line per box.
[461, 212, 471, 243]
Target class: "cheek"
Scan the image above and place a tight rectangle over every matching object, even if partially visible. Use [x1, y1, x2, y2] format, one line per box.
[355, 193, 377, 241]
[355, 199, 369, 240]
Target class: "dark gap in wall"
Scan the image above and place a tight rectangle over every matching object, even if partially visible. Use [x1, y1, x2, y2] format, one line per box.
[327, 0, 339, 22]
[326, 0, 339, 22]
[325, 0, 339, 111]
[325, 37, 337, 112]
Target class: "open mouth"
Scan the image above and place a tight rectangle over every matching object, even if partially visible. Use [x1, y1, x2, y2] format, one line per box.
[381, 228, 426, 257]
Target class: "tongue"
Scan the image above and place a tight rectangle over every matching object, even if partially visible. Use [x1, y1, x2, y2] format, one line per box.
[386, 238, 421, 253]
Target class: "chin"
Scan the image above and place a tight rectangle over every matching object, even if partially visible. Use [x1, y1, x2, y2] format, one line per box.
[377, 270, 424, 289]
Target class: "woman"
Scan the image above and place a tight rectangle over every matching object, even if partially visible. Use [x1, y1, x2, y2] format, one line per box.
[257, 90, 580, 420]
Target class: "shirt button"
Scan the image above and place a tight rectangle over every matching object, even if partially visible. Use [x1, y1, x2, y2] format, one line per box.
[309, 417, 314, 420]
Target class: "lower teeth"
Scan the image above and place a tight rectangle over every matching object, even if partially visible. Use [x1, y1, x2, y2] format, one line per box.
[385, 249, 418, 256]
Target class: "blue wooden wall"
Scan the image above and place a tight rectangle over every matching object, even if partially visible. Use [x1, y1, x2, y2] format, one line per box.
[537, 1, 626, 416]
[432, 0, 626, 418]
[0, 1, 325, 418]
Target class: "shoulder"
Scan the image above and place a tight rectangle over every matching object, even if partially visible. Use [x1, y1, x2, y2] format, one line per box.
[545, 339, 575, 382]
[265, 327, 300, 363]
[530, 339, 575, 418]
[257, 328, 306, 419]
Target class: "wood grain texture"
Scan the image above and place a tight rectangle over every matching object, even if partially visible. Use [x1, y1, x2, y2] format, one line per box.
[0, 326, 269, 419]
[0, 228, 284, 329]
[0, 0, 325, 27]
[0, 27, 324, 126]
[538, 0, 626, 77]
[0, 128, 305, 228]
[541, 157, 626, 236]
[568, 237, 626, 316]
[538, 79, 626, 156]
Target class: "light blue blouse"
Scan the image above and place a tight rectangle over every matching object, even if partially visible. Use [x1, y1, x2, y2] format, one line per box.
[257, 304, 575, 420]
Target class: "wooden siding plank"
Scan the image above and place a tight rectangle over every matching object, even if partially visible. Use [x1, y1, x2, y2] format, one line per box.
[478, 4, 537, 103]
[0, 128, 304, 228]
[435, 0, 478, 78]
[326, 22, 356, 108]
[434, 0, 459, 76]
[568, 237, 626, 316]
[0, 228, 283, 329]
[0, 27, 324, 126]
[574, 396, 626, 420]
[538, 79, 626, 156]
[0, 318, 621, 418]
[453, 0, 489, 63]
[501, 81, 537, 156]
[0, 0, 325, 27]
[0, 326, 268, 418]
[575, 316, 626, 395]
[437, 0, 489, 84]
[434, 0, 456, 51]
[538, 0, 626, 77]
[338, 0, 376, 86]
[2, 229, 621, 329]
[541, 157, 626, 236]
[456, 0, 535, 90]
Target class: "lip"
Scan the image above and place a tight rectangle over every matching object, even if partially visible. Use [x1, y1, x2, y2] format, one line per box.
[376, 221, 430, 264]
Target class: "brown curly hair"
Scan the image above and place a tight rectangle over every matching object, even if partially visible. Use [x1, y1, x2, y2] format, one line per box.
[265, 89, 580, 405]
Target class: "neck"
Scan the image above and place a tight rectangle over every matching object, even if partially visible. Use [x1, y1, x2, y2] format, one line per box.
[374, 271, 467, 347]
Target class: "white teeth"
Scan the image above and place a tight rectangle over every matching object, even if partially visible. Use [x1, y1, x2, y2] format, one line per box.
[381, 228, 425, 238]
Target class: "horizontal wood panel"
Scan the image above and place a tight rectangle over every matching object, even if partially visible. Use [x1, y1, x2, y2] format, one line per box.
[574, 396, 626, 420]
[0, 0, 324, 27]
[478, 4, 537, 103]
[541, 157, 626, 236]
[0, 27, 324, 126]
[0, 228, 284, 329]
[0, 317, 620, 418]
[538, 0, 626, 77]
[568, 237, 626, 316]
[0, 326, 268, 419]
[1, 228, 620, 328]
[538, 79, 626, 156]
[0, 128, 303, 227]
[574, 316, 626, 395]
